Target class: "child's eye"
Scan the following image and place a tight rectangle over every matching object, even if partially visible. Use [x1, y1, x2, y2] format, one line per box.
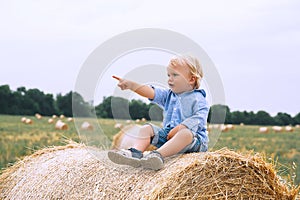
[173, 73, 179, 77]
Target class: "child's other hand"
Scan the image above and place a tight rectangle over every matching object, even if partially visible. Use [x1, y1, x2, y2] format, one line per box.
[167, 124, 185, 140]
[112, 75, 132, 90]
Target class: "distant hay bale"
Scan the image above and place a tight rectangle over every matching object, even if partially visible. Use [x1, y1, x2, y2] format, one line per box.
[111, 124, 156, 151]
[141, 118, 147, 122]
[272, 126, 283, 133]
[55, 120, 68, 130]
[25, 118, 33, 124]
[21, 117, 27, 123]
[80, 121, 94, 131]
[0, 144, 298, 200]
[114, 123, 123, 129]
[52, 115, 57, 119]
[209, 124, 234, 133]
[48, 118, 54, 124]
[285, 126, 294, 132]
[220, 124, 229, 132]
[35, 113, 42, 119]
[226, 124, 234, 130]
[60, 114, 65, 119]
[67, 117, 73, 122]
[259, 126, 269, 133]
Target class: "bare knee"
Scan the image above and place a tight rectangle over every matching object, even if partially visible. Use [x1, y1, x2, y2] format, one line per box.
[139, 124, 154, 138]
[173, 128, 193, 142]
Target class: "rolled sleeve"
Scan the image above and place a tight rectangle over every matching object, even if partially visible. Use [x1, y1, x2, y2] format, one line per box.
[181, 99, 209, 134]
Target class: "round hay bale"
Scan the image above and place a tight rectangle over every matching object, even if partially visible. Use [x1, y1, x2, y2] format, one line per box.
[114, 123, 123, 129]
[21, 117, 27, 123]
[272, 126, 283, 133]
[48, 118, 54, 124]
[25, 118, 33, 124]
[220, 124, 229, 132]
[111, 124, 156, 151]
[259, 126, 269, 134]
[55, 120, 68, 130]
[80, 121, 94, 131]
[285, 126, 294, 132]
[67, 117, 73, 122]
[1, 144, 298, 200]
[35, 113, 42, 119]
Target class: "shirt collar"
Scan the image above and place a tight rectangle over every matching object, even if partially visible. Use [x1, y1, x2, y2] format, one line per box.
[172, 88, 206, 98]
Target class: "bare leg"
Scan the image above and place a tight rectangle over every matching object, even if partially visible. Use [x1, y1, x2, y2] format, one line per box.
[157, 128, 193, 157]
[132, 125, 154, 152]
[108, 125, 154, 168]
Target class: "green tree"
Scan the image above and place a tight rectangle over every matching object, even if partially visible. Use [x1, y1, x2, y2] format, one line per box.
[0, 85, 12, 114]
[129, 99, 149, 120]
[254, 110, 274, 125]
[71, 92, 93, 117]
[148, 104, 163, 121]
[243, 111, 256, 125]
[43, 94, 57, 115]
[208, 104, 229, 124]
[230, 111, 245, 124]
[95, 96, 112, 118]
[293, 112, 300, 125]
[112, 97, 131, 119]
[10, 90, 25, 115]
[274, 112, 293, 125]
[57, 92, 72, 116]
[24, 88, 57, 115]
[96, 96, 131, 119]
[231, 111, 257, 125]
[96, 96, 154, 120]
[26, 89, 44, 113]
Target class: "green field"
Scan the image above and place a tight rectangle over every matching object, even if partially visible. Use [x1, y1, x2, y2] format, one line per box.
[0, 114, 299, 187]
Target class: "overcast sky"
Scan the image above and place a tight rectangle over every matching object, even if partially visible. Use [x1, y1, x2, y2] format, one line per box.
[0, 0, 299, 116]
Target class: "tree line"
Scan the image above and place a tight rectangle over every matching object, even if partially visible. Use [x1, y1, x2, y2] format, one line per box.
[97, 97, 300, 126]
[208, 104, 300, 126]
[0, 85, 91, 117]
[0, 85, 299, 125]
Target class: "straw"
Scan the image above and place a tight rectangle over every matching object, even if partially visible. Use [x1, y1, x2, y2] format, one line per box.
[0, 143, 298, 199]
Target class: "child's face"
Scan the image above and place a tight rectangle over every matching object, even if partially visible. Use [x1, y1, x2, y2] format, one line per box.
[167, 59, 195, 94]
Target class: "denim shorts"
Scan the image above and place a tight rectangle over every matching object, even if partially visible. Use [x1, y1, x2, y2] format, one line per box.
[148, 123, 208, 153]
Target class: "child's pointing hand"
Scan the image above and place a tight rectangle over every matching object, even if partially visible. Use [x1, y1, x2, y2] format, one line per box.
[112, 75, 132, 90]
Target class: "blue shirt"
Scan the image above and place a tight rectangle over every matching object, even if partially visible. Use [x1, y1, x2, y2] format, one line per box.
[149, 86, 209, 143]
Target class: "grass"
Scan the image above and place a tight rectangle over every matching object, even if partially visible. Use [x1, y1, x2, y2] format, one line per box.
[0, 115, 299, 186]
[0, 115, 80, 169]
[210, 125, 300, 186]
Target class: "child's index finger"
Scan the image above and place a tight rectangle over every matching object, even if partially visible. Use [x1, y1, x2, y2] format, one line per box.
[112, 75, 121, 81]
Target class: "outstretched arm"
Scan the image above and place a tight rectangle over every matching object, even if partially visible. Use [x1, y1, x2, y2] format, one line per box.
[112, 75, 155, 99]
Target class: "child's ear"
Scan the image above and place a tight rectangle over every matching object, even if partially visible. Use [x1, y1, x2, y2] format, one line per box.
[189, 76, 196, 84]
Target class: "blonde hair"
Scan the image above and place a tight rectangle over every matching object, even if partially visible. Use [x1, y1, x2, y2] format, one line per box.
[170, 54, 203, 89]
